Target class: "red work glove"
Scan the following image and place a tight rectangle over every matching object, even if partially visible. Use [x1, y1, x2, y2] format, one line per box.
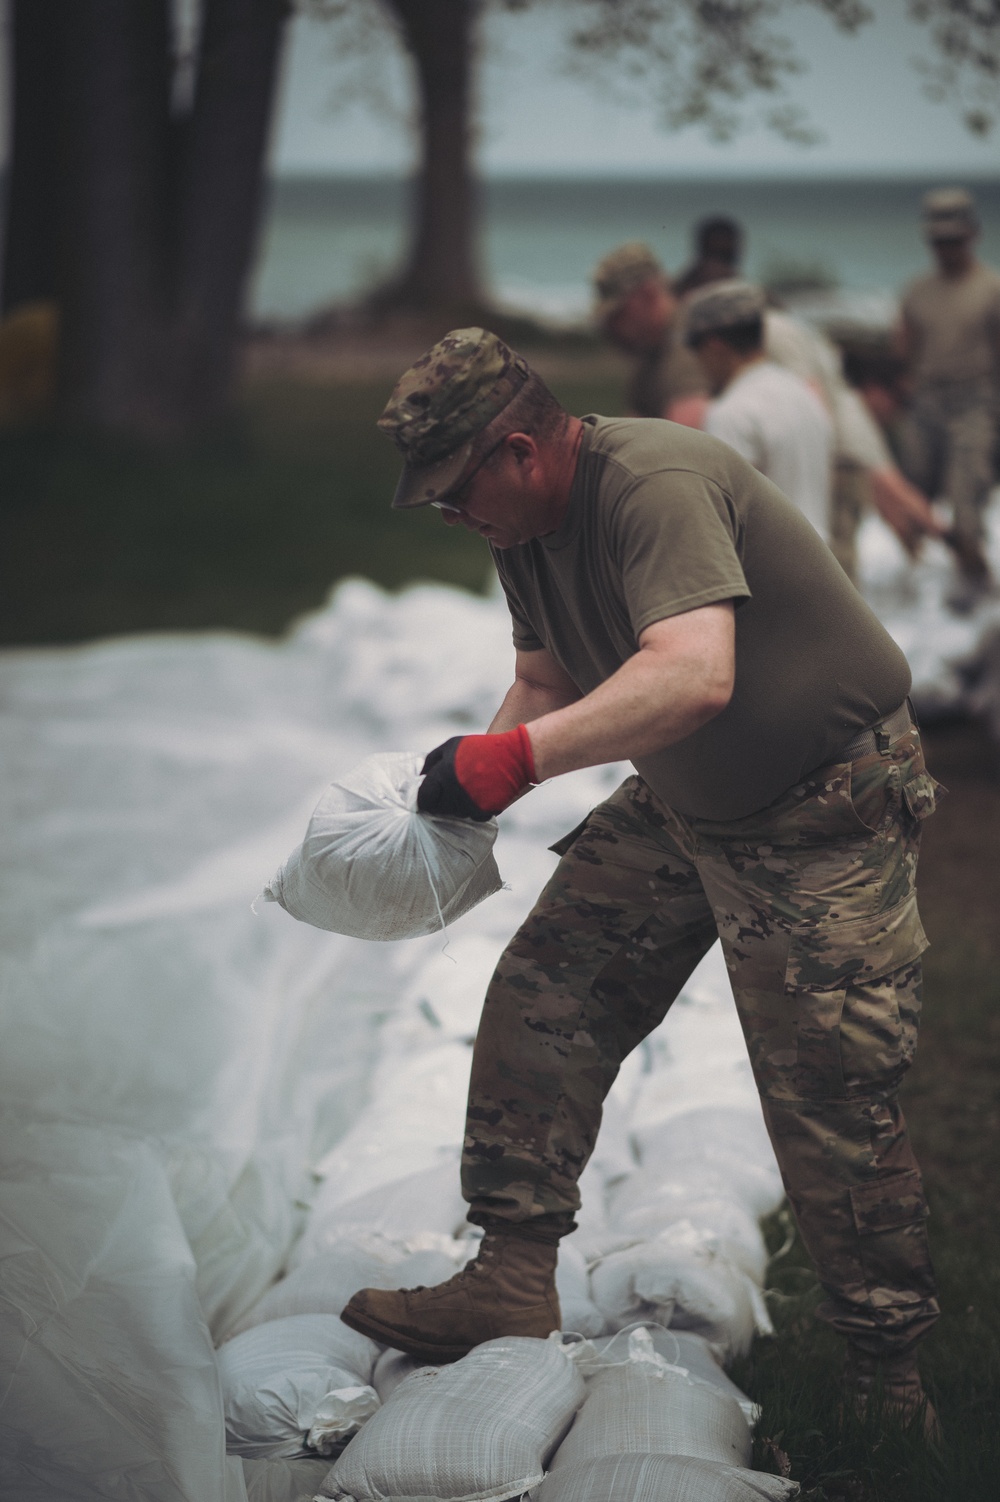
[417, 724, 537, 821]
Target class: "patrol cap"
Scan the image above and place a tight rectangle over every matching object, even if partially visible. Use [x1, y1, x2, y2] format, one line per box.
[922, 187, 978, 240]
[682, 278, 767, 346]
[592, 242, 665, 321]
[378, 327, 531, 509]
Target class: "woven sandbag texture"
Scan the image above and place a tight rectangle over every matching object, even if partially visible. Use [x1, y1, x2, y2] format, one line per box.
[260, 753, 502, 941]
[530, 1454, 800, 1502]
[548, 1360, 751, 1470]
[598, 1329, 759, 1423]
[319, 1336, 586, 1502]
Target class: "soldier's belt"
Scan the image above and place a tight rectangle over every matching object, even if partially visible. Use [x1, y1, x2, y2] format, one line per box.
[839, 701, 914, 760]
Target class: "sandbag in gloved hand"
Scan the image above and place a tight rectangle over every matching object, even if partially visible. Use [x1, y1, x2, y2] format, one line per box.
[417, 724, 538, 820]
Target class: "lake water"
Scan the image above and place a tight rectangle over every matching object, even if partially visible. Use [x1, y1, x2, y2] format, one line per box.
[251, 174, 1000, 327]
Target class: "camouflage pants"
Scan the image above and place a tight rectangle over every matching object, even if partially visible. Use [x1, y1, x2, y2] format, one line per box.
[463, 727, 942, 1356]
[897, 386, 995, 546]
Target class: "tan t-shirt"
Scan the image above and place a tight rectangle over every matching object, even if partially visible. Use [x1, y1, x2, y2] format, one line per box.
[900, 262, 1000, 389]
[491, 416, 911, 820]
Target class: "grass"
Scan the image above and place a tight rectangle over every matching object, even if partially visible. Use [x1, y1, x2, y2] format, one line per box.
[0, 369, 626, 645]
[2, 365, 998, 1497]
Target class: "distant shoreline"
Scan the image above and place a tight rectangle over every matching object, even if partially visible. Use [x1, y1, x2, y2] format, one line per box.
[266, 169, 1000, 189]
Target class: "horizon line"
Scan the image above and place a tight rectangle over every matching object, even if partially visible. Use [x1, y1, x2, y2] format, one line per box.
[269, 166, 1000, 185]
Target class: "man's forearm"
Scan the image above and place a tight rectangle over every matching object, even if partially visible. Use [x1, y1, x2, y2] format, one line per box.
[488, 678, 579, 735]
[526, 634, 731, 782]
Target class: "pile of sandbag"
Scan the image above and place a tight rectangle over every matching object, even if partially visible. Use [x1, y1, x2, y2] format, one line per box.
[214, 950, 787, 1491]
[297, 1327, 798, 1502]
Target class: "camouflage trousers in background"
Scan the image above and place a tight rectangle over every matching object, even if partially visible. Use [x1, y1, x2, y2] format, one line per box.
[463, 725, 943, 1358]
[897, 382, 996, 547]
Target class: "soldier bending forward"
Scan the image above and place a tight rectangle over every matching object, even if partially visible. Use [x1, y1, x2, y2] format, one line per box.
[342, 329, 943, 1434]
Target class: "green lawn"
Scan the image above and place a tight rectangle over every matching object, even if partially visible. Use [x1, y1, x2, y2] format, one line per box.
[0, 370, 626, 644]
[2, 369, 997, 1499]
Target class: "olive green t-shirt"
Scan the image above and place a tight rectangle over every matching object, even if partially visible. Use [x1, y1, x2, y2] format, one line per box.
[491, 416, 911, 820]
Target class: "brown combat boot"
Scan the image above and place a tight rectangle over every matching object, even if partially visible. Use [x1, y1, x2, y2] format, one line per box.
[340, 1230, 561, 1363]
[843, 1346, 943, 1443]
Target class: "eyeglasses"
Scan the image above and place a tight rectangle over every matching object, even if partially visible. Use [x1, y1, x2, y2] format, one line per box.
[431, 436, 507, 510]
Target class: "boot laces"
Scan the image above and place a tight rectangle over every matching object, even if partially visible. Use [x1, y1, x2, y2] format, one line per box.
[468, 1239, 500, 1275]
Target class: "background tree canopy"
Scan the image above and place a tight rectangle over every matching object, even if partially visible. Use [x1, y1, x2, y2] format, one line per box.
[2, 0, 998, 438]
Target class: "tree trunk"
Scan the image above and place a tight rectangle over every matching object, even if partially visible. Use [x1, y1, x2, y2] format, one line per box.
[1, 0, 288, 439]
[383, 0, 485, 313]
[1, 1, 65, 312]
[55, 0, 176, 434]
[171, 0, 289, 425]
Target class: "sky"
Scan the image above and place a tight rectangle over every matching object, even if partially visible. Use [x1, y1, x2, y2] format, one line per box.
[271, 2, 1000, 179]
[0, 2, 995, 180]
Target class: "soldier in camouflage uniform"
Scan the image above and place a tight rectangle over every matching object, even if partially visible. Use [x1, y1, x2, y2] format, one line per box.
[896, 188, 1000, 608]
[342, 328, 942, 1435]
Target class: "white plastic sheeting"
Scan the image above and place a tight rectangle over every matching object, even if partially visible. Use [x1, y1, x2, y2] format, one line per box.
[2, 503, 998, 1501]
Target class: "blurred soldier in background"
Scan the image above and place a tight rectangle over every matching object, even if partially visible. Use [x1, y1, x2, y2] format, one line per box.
[593, 243, 709, 429]
[595, 242, 943, 580]
[896, 188, 1000, 607]
[673, 214, 744, 297]
[684, 281, 833, 542]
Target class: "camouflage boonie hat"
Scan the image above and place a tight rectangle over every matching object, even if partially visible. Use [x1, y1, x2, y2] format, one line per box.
[378, 327, 530, 509]
[682, 278, 766, 346]
[922, 186, 977, 240]
[592, 243, 665, 322]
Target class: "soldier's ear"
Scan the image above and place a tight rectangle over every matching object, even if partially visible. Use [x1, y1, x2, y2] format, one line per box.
[505, 432, 537, 466]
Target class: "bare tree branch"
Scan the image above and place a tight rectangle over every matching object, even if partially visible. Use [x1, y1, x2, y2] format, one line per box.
[559, 1, 871, 143]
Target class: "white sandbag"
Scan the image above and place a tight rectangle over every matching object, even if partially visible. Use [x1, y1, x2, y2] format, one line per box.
[595, 1328, 759, 1424]
[295, 1159, 471, 1265]
[605, 1178, 769, 1285]
[550, 1327, 750, 1470]
[372, 1349, 436, 1402]
[556, 1239, 606, 1338]
[630, 1108, 784, 1222]
[585, 1088, 637, 1190]
[218, 1315, 379, 1460]
[230, 1244, 457, 1337]
[258, 752, 502, 940]
[570, 1156, 619, 1264]
[530, 1454, 799, 1502]
[318, 1335, 586, 1502]
[588, 1229, 763, 1359]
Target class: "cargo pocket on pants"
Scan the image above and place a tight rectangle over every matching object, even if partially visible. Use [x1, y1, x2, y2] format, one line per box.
[902, 771, 945, 824]
[783, 893, 929, 1099]
[850, 1168, 934, 1309]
